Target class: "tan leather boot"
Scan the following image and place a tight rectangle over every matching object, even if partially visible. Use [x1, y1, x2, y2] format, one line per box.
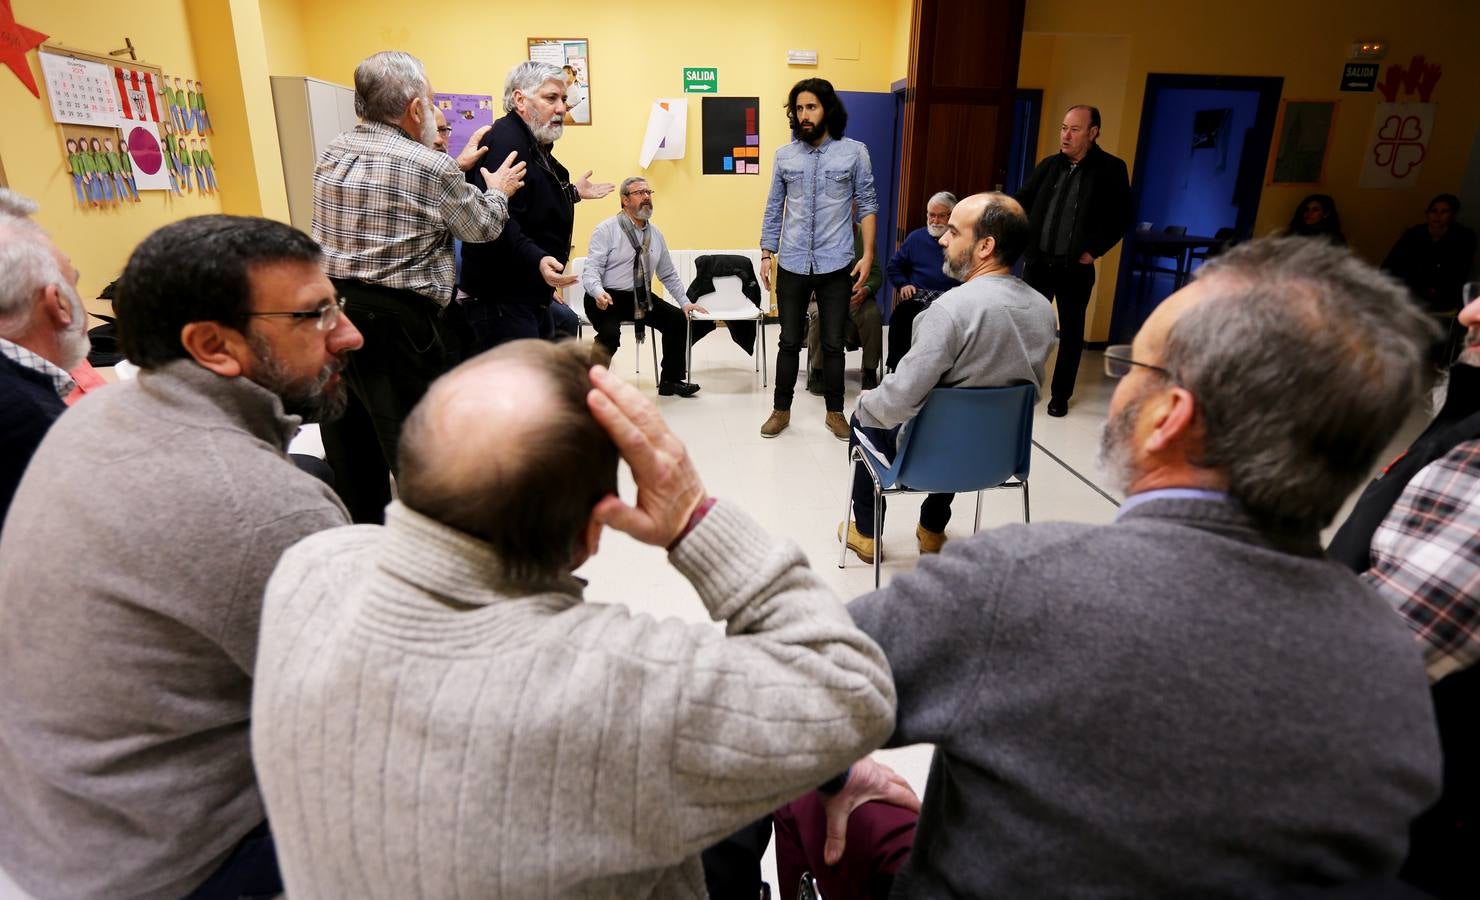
[839, 520, 878, 564]
[917, 524, 948, 554]
[760, 409, 790, 438]
[824, 411, 850, 442]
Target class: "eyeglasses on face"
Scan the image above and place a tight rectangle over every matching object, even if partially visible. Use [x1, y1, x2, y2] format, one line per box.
[625, 188, 656, 198]
[436, 125, 454, 135]
[1103, 344, 1173, 379]
[246, 296, 347, 332]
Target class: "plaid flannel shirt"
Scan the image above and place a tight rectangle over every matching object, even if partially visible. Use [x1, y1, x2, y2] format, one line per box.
[1362, 438, 1480, 683]
[0, 337, 74, 399]
[312, 121, 508, 305]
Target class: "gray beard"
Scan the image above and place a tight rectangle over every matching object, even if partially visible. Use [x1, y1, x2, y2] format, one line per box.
[941, 252, 970, 282]
[246, 336, 349, 424]
[417, 100, 438, 148]
[926, 224, 946, 239]
[530, 116, 564, 145]
[58, 280, 91, 370]
[1096, 390, 1146, 495]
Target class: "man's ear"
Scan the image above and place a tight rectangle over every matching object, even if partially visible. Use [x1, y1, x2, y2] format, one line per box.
[570, 512, 604, 570]
[38, 284, 73, 329]
[179, 321, 252, 378]
[1144, 385, 1198, 455]
[978, 236, 996, 263]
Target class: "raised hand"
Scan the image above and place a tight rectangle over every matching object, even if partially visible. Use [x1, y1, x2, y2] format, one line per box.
[575, 170, 615, 200]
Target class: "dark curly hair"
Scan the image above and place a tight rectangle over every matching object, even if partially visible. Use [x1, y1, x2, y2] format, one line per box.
[785, 78, 848, 140]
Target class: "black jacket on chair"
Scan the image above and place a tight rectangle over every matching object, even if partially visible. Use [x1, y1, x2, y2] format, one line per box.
[1015, 142, 1132, 262]
[688, 254, 762, 354]
[0, 354, 66, 524]
[460, 112, 578, 306]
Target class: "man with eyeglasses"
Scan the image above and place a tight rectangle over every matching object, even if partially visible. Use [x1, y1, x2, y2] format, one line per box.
[0, 215, 364, 899]
[460, 60, 614, 352]
[582, 175, 713, 396]
[840, 236, 1444, 895]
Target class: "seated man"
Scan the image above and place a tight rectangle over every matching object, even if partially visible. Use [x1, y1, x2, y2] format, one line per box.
[885, 191, 959, 371]
[840, 192, 1055, 561]
[807, 225, 883, 392]
[582, 175, 712, 396]
[0, 189, 89, 524]
[251, 341, 899, 896]
[0, 215, 362, 898]
[844, 236, 1444, 895]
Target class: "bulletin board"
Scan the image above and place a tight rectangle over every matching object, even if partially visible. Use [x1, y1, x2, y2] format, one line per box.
[1268, 100, 1338, 185]
[527, 38, 591, 125]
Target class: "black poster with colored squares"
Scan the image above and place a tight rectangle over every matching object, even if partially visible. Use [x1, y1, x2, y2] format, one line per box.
[702, 96, 760, 175]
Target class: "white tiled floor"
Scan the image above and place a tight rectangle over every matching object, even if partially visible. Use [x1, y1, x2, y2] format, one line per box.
[0, 327, 1429, 900]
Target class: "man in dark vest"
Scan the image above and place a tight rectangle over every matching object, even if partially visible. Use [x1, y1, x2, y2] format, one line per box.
[1015, 104, 1132, 417]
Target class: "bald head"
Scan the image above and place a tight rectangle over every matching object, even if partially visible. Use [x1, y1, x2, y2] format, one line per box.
[398, 339, 618, 582]
[939, 192, 1030, 280]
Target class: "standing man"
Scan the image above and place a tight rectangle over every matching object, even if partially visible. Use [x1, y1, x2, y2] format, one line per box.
[1016, 104, 1131, 417]
[313, 50, 524, 525]
[460, 61, 613, 352]
[760, 78, 879, 441]
[582, 176, 713, 396]
[0, 190, 89, 524]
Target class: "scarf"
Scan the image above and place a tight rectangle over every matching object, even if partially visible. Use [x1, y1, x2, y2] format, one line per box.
[617, 215, 652, 343]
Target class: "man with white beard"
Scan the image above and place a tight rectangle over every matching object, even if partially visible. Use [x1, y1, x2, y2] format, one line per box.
[0, 189, 90, 523]
[460, 60, 615, 351]
[312, 50, 525, 525]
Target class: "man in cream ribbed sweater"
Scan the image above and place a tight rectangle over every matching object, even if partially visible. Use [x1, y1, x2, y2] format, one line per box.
[252, 340, 902, 898]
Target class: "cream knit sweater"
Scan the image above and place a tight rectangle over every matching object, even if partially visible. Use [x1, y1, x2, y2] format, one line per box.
[252, 500, 896, 898]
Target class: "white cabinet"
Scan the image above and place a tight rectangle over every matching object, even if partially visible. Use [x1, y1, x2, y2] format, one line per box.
[270, 76, 358, 231]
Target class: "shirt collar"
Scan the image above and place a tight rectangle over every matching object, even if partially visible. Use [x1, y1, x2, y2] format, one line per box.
[0, 336, 75, 399]
[1116, 487, 1228, 520]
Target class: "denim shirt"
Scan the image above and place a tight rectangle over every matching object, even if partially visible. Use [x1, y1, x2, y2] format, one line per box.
[760, 136, 878, 276]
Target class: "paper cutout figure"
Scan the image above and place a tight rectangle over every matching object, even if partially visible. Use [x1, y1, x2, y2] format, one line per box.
[193, 79, 212, 133]
[638, 99, 687, 168]
[0, 0, 47, 98]
[191, 138, 216, 193]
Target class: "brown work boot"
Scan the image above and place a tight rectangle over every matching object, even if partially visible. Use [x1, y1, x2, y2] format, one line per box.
[824, 411, 850, 442]
[839, 520, 878, 564]
[760, 409, 790, 438]
[917, 524, 948, 554]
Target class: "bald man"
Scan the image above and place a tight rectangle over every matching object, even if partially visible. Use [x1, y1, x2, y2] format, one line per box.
[840, 193, 1056, 562]
[251, 339, 907, 897]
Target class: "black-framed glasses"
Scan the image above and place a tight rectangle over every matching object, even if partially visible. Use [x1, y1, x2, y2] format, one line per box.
[246, 296, 346, 332]
[1103, 344, 1173, 379]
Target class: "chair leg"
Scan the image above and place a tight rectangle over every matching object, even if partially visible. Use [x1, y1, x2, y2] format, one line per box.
[761, 319, 768, 387]
[872, 489, 883, 589]
[838, 455, 856, 570]
[974, 489, 984, 534]
[650, 334, 659, 380]
[685, 317, 692, 383]
[1021, 479, 1030, 524]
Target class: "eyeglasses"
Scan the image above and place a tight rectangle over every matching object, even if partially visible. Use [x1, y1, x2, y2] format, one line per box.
[436, 126, 453, 135]
[625, 188, 656, 198]
[1103, 344, 1174, 379]
[246, 296, 346, 332]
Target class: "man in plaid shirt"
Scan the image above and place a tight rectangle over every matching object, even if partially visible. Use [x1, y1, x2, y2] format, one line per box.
[312, 50, 525, 524]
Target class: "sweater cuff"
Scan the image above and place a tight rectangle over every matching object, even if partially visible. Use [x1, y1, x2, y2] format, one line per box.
[668, 500, 778, 621]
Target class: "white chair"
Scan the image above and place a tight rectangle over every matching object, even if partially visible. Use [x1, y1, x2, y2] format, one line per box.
[686, 274, 768, 386]
[562, 256, 658, 377]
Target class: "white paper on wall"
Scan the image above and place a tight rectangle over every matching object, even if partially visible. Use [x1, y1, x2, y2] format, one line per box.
[119, 121, 171, 191]
[639, 99, 687, 168]
[1360, 102, 1434, 189]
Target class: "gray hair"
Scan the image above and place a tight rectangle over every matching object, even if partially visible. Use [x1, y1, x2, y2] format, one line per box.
[503, 61, 565, 113]
[353, 51, 430, 123]
[1168, 236, 1438, 533]
[927, 191, 957, 211]
[619, 176, 648, 197]
[0, 206, 58, 339]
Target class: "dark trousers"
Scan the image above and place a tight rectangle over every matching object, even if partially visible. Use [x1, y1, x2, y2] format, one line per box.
[701, 815, 773, 900]
[584, 289, 715, 383]
[321, 279, 460, 525]
[850, 413, 953, 538]
[463, 297, 571, 352]
[1022, 257, 1095, 401]
[775, 266, 851, 412]
[183, 821, 281, 900]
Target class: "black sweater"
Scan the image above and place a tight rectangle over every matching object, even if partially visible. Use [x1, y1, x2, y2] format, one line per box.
[1015, 142, 1132, 262]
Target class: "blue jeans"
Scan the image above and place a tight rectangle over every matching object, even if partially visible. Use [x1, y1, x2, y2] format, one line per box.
[849, 413, 953, 538]
[182, 821, 281, 900]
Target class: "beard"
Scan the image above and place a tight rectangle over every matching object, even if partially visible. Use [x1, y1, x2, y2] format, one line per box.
[941, 245, 971, 282]
[57, 280, 92, 370]
[1097, 388, 1147, 494]
[793, 119, 823, 141]
[633, 202, 653, 221]
[246, 336, 350, 424]
[526, 109, 564, 145]
[926, 224, 946, 239]
[417, 99, 438, 148]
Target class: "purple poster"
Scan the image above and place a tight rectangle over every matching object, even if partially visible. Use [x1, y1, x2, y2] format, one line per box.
[434, 92, 495, 155]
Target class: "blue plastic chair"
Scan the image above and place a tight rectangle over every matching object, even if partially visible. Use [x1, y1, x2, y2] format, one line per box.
[840, 384, 1035, 586]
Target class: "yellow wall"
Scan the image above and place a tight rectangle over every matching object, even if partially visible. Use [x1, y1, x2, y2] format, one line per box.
[258, 0, 307, 77]
[1020, 0, 1480, 340]
[288, 0, 906, 257]
[2, 0, 222, 300]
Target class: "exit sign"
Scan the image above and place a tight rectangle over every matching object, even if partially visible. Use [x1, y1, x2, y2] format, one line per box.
[1340, 62, 1380, 92]
[684, 68, 718, 94]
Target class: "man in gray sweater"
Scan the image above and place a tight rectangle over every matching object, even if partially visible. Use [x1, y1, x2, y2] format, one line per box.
[842, 237, 1445, 896]
[0, 216, 362, 899]
[252, 340, 904, 898]
[842, 192, 1056, 562]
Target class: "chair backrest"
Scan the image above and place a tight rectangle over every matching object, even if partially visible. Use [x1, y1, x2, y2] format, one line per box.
[888, 385, 1036, 494]
[561, 256, 587, 306]
[1162, 224, 1187, 235]
[1213, 225, 1237, 239]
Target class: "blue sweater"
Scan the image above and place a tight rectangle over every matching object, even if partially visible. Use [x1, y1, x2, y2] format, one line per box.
[886, 227, 957, 294]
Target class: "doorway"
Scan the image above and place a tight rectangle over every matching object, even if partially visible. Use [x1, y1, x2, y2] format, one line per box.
[1004, 88, 1043, 195]
[1110, 74, 1283, 342]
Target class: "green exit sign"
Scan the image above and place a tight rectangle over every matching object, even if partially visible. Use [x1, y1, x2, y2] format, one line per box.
[683, 68, 718, 94]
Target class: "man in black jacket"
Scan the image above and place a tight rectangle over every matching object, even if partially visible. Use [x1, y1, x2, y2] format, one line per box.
[461, 61, 613, 351]
[1015, 104, 1131, 416]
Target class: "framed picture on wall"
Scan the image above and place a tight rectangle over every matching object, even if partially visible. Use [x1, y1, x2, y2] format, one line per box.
[527, 38, 591, 126]
[1268, 99, 1338, 185]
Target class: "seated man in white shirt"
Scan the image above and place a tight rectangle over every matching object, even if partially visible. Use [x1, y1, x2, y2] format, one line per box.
[582, 176, 713, 396]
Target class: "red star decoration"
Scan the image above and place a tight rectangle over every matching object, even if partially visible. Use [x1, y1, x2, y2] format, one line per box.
[0, 0, 47, 99]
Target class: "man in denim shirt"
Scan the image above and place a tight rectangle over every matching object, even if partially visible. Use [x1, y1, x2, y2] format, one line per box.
[759, 78, 878, 441]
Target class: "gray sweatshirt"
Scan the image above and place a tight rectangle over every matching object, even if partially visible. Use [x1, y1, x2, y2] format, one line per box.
[856, 273, 1056, 429]
[849, 497, 1441, 897]
[252, 500, 896, 898]
[0, 361, 348, 900]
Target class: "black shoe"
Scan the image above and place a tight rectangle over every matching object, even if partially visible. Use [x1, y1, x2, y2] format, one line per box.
[861, 370, 879, 390]
[806, 373, 824, 395]
[1046, 397, 1068, 417]
[658, 380, 700, 397]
